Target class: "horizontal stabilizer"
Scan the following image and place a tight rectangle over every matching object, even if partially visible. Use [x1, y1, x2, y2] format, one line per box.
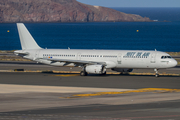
[14, 50, 29, 56]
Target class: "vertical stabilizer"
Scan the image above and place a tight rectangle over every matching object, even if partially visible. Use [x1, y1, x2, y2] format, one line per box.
[17, 23, 42, 50]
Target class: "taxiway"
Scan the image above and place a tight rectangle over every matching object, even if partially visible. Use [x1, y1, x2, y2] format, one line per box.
[0, 71, 180, 120]
[0, 61, 180, 120]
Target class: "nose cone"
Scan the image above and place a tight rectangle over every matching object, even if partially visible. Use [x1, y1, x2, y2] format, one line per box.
[170, 59, 178, 67]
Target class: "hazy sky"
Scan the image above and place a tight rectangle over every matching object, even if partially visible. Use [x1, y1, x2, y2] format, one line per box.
[76, 0, 180, 7]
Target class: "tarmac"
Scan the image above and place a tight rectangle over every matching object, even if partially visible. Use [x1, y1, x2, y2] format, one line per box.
[0, 61, 180, 120]
[0, 61, 180, 74]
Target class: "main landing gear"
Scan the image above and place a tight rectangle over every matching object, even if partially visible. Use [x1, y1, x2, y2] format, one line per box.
[80, 67, 87, 76]
[154, 69, 159, 77]
[80, 71, 87, 76]
[101, 71, 107, 76]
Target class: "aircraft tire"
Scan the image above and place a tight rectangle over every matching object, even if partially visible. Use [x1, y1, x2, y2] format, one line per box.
[101, 71, 107, 76]
[80, 71, 87, 76]
[155, 74, 159, 77]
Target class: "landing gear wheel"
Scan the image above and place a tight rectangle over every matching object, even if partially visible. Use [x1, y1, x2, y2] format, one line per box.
[80, 71, 87, 76]
[154, 69, 159, 78]
[155, 74, 159, 78]
[101, 71, 107, 76]
[120, 72, 123, 75]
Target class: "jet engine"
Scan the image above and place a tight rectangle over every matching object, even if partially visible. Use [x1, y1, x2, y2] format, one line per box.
[111, 68, 133, 72]
[85, 65, 106, 74]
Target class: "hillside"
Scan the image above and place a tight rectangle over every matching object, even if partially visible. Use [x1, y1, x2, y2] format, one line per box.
[0, 0, 152, 23]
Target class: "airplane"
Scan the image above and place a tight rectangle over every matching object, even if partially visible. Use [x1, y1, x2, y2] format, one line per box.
[14, 23, 177, 77]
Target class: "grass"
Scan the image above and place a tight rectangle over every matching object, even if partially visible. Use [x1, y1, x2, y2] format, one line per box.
[167, 52, 180, 56]
[0, 50, 15, 53]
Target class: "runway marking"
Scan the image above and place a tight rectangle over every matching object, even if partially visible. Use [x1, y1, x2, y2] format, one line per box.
[64, 88, 180, 98]
[50, 72, 180, 77]
[0, 69, 179, 76]
[1, 84, 130, 94]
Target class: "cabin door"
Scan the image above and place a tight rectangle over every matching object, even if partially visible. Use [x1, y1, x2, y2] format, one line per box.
[77, 53, 81, 60]
[34, 50, 40, 61]
[117, 53, 122, 64]
[35, 50, 40, 58]
[150, 53, 156, 63]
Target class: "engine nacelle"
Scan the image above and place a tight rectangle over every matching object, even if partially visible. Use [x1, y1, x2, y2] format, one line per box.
[85, 65, 106, 74]
[111, 68, 133, 72]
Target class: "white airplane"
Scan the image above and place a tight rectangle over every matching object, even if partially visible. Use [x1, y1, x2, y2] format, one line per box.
[14, 23, 177, 77]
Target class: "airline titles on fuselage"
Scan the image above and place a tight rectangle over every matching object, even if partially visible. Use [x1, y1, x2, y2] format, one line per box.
[123, 52, 150, 58]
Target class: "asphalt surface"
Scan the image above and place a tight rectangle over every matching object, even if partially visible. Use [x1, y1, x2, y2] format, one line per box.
[1, 100, 180, 120]
[0, 72, 180, 89]
[0, 63, 180, 120]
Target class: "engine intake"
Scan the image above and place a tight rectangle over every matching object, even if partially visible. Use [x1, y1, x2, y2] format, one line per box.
[86, 65, 106, 74]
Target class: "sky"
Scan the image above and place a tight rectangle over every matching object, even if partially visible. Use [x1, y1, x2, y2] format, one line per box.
[76, 0, 180, 7]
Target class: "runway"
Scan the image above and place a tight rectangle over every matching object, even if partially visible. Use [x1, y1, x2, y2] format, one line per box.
[0, 72, 180, 120]
[0, 72, 180, 89]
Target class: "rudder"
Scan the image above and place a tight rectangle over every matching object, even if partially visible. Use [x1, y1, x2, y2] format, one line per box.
[17, 23, 42, 50]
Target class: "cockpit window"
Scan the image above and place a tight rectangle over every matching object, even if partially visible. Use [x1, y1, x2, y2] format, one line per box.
[161, 56, 172, 59]
[168, 56, 172, 58]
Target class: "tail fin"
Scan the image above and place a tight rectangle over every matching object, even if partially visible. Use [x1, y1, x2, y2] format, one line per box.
[17, 23, 42, 50]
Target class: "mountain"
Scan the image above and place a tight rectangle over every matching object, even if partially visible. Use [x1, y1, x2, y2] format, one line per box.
[0, 0, 152, 23]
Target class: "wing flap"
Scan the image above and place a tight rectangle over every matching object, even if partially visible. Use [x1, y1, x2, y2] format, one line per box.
[43, 58, 106, 65]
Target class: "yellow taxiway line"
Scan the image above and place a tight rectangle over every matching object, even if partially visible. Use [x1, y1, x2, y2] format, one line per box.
[64, 88, 180, 98]
[0, 70, 179, 76]
[52, 74, 80, 77]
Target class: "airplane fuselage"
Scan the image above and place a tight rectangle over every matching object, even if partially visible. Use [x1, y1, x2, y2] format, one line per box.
[16, 49, 177, 69]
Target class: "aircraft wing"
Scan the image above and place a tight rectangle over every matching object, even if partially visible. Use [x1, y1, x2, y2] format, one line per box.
[43, 58, 106, 66]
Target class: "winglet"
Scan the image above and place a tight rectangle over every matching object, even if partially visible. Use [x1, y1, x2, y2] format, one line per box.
[17, 23, 42, 50]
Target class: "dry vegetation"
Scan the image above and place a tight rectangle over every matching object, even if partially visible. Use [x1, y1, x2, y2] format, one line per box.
[0, 50, 31, 61]
[0, 50, 15, 53]
[167, 52, 180, 56]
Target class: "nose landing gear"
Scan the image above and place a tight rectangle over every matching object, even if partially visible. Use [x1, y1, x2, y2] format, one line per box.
[154, 69, 159, 77]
